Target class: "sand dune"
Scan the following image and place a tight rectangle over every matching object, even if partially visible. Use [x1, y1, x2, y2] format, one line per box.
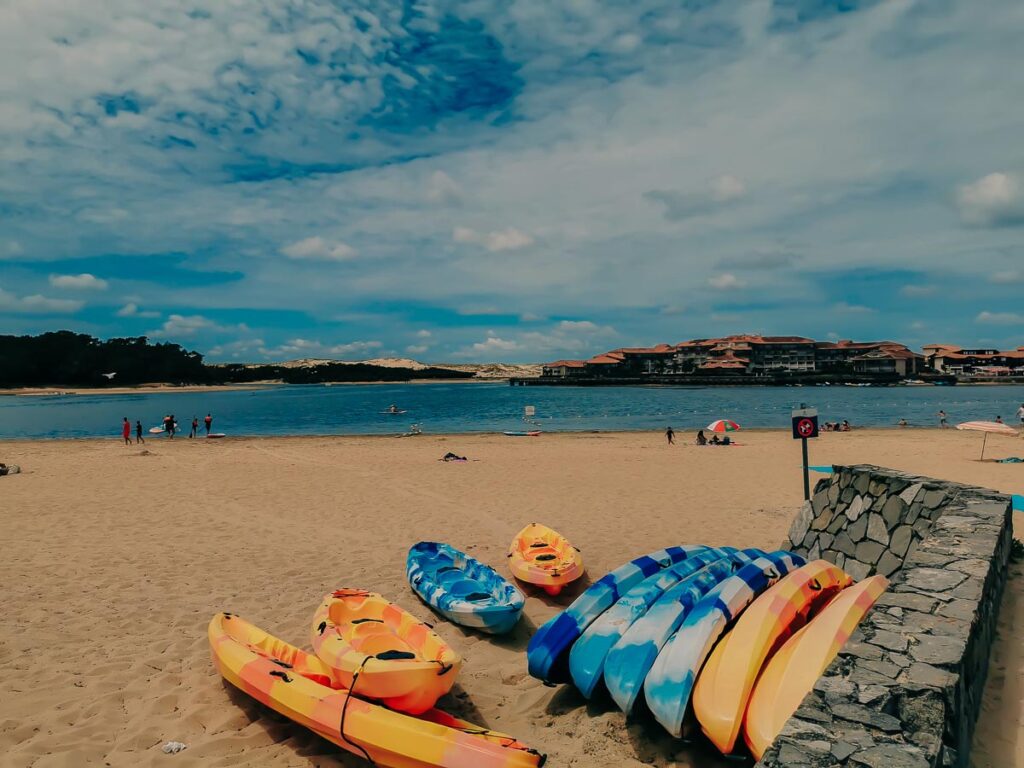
[0, 428, 1020, 767]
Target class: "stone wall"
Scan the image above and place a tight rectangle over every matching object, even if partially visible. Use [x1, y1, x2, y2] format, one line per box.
[758, 465, 1013, 768]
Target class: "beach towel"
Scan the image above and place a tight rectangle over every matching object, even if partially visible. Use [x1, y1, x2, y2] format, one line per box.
[996, 457, 1023, 463]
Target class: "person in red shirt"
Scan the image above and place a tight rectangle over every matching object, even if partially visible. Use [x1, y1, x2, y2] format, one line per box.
[122, 417, 132, 446]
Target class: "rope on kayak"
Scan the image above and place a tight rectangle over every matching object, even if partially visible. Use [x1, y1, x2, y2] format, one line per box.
[339, 657, 375, 767]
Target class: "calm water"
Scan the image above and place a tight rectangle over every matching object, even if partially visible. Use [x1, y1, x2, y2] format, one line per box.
[2, 382, 1024, 439]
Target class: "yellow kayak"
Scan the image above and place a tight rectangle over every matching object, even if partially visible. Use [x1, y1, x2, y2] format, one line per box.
[311, 589, 462, 714]
[744, 574, 889, 759]
[209, 612, 545, 768]
[692, 560, 852, 754]
[507, 523, 584, 596]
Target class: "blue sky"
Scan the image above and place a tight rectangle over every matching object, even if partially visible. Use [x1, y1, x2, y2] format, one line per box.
[1, 0, 1023, 363]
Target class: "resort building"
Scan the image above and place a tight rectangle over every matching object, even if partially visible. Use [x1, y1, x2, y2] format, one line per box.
[923, 344, 1024, 376]
[542, 334, 926, 379]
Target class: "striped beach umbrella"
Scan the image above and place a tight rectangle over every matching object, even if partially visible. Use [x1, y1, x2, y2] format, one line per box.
[706, 419, 741, 433]
[956, 420, 1018, 460]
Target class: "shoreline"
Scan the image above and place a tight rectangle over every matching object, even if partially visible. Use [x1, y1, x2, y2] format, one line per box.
[2, 425, 1021, 444]
[0, 378, 512, 396]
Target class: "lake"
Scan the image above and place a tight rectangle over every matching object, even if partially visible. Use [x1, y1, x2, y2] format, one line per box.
[2, 382, 1024, 439]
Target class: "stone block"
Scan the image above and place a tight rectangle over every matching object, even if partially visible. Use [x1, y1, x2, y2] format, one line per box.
[856, 540, 886, 565]
[808, 539, 821, 561]
[890, 525, 913, 559]
[845, 559, 872, 581]
[829, 702, 901, 732]
[811, 489, 829, 515]
[876, 551, 903, 577]
[789, 500, 814, 546]
[811, 508, 833, 531]
[922, 489, 947, 508]
[827, 515, 848, 535]
[901, 568, 966, 592]
[909, 634, 966, 666]
[899, 482, 924, 505]
[866, 514, 889, 545]
[828, 482, 840, 506]
[868, 629, 909, 652]
[848, 515, 869, 541]
[882, 496, 908, 530]
[847, 494, 867, 521]
[902, 662, 957, 689]
[818, 533, 834, 550]
[854, 473, 871, 494]
[875, 592, 938, 613]
[850, 743, 929, 768]
[834, 531, 857, 556]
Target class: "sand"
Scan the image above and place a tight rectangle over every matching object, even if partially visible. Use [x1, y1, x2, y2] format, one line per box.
[0, 428, 1020, 767]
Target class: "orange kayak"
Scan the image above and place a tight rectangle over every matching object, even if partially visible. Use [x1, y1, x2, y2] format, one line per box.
[507, 523, 583, 596]
[311, 589, 462, 714]
[691, 560, 852, 754]
[210, 612, 545, 768]
[744, 574, 889, 758]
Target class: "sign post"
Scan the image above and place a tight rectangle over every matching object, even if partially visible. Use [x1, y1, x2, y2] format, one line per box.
[791, 404, 819, 500]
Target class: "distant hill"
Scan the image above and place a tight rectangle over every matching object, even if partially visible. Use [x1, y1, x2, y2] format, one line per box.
[248, 357, 542, 379]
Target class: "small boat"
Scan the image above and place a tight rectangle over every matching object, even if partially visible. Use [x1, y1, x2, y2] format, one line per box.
[407, 542, 525, 635]
[643, 551, 804, 737]
[744, 575, 889, 759]
[526, 545, 710, 684]
[311, 589, 461, 714]
[209, 612, 544, 768]
[692, 560, 852, 753]
[206, 432, 226, 439]
[507, 523, 584, 596]
[503, 431, 541, 437]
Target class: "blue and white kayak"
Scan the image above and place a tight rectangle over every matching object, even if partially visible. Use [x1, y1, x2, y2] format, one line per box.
[644, 551, 805, 737]
[406, 542, 525, 635]
[569, 547, 739, 698]
[602, 548, 764, 714]
[526, 545, 711, 683]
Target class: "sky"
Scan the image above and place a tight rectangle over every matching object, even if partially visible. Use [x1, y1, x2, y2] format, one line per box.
[1, 0, 1023, 363]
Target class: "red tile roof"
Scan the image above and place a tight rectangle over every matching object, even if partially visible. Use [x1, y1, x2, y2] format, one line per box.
[545, 359, 587, 368]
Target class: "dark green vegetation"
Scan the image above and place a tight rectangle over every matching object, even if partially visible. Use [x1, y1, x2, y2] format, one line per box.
[0, 332, 472, 387]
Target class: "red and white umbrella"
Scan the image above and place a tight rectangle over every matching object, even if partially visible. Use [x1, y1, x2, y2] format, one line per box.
[706, 419, 741, 433]
[956, 420, 1018, 460]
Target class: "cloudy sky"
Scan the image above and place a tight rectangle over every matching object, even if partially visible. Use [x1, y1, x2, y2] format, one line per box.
[1, 0, 1022, 363]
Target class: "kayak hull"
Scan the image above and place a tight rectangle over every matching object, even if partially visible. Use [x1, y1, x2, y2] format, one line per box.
[744, 574, 889, 759]
[508, 523, 584, 596]
[209, 613, 544, 768]
[692, 560, 853, 754]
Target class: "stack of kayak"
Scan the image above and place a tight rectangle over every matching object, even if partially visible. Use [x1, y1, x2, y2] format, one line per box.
[209, 523, 584, 767]
[527, 545, 888, 759]
[210, 586, 545, 767]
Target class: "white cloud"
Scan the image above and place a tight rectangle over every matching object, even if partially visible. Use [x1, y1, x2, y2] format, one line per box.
[256, 338, 383, 360]
[150, 314, 218, 338]
[49, 273, 108, 290]
[976, 311, 1024, 325]
[660, 304, 686, 316]
[415, 329, 432, 338]
[711, 174, 746, 203]
[116, 302, 160, 318]
[1, 242, 23, 259]
[834, 302, 876, 314]
[957, 173, 1024, 227]
[280, 236, 357, 262]
[910, 321, 927, 330]
[519, 312, 543, 322]
[426, 171, 462, 204]
[455, 319, 616, 359]
[900, 284, 935, 297]
[989, 270, 1023, 285]
[0, 286, 83, 314]
[452, 226, 534, 252]
[406, 344, 429, 355]
[463, 336, 522, 356]
[708, 273, 745, 291]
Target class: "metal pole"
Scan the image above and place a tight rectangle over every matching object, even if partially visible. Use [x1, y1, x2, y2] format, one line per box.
[802, 437, 810, 500]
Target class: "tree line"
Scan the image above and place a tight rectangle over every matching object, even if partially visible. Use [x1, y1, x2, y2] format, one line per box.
[0, 332, 472, 387]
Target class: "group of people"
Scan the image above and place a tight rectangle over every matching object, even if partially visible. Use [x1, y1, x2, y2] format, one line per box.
[664, 427, 732, 446]
[935, 405, 1024, 429]
[121, 413, 213, 445]
[822, 420, 852, 432]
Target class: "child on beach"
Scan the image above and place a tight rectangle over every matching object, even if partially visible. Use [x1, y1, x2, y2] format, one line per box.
[135, 420, 144, 444]
[938, 410, 948, 428]
[122, 417, 131, 445]
[665, 426, 675, 445]
[1018, 403, 1024, 427]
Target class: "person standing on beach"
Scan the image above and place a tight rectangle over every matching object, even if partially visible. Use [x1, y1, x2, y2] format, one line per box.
[189, 416, 198, 439]
[204, 413, 213, 435]
[996, 415, 1004, 424]
[665, 426, 675, 445]
[135, 420, 144, 444]
[122, 417, 132, 446]
[1017, 403, 1024, 428]
[938, 410, 948, 428]
[168, 414, 176, 438]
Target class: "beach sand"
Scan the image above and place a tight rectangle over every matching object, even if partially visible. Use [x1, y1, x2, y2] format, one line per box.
[0, 429, 1020, 767]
